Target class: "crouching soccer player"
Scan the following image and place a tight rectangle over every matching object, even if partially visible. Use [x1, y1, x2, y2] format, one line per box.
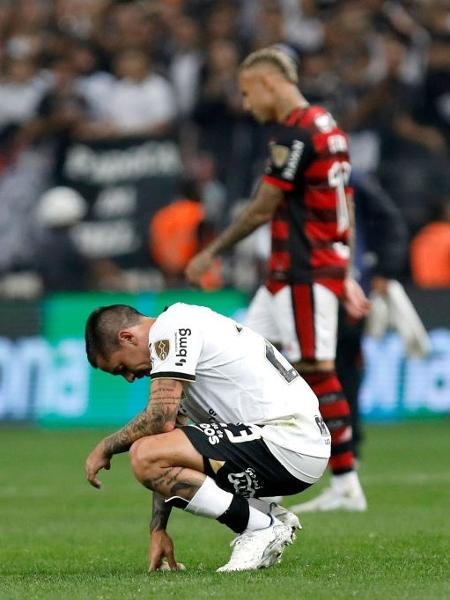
[84, 303, 330, 572]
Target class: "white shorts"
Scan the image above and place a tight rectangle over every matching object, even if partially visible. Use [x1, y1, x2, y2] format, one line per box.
[264, 440, 329, 484]
[245, 283, 338, 362]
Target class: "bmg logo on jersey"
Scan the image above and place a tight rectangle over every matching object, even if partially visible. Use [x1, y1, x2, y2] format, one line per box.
[175, 327, 191, 366]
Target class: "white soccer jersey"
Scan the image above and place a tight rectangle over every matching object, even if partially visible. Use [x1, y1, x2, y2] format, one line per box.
[149, 303, 330, 459]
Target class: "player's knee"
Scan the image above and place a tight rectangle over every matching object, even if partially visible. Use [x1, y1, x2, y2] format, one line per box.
[129, 438, 158, 479]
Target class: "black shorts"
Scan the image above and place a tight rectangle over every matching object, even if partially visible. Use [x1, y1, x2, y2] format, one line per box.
[182, 422, 311, 498]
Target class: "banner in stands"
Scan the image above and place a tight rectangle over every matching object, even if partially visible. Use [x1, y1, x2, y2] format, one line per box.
[360, 330, 450, 420]
[0, 290, 448, 425]
[60, 136, 182, 268]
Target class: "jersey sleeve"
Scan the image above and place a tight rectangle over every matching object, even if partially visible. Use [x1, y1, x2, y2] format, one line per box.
[149, 312, 202, 382]
[263, 125, 314, 191]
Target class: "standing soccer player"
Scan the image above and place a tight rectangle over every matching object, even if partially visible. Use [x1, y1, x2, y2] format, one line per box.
[186, 46, 370, 512]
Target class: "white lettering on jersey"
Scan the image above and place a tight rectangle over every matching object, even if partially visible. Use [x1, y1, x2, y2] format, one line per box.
[198, 422, 224, 445]
[224, 425, 261, 444]
[327, 134, 348, 154]
[314, 112, 336, 133]
[281, 139, 304, 180]
[327, 161, 351, 233]
[174, 327, 191, 366]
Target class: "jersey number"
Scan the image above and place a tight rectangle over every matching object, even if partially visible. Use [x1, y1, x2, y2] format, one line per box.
[328, 161, 351, 233]
[224, 424, 261, 444]
[265, 341, 299, 383]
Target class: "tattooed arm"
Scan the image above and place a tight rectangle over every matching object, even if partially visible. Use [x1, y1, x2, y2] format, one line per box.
[146, 491, 176, 570]
[103, 378, 183, 454]
[145, 407, 190, 570]
[85, 378, 183, 488]
[151, 492, 172, 532]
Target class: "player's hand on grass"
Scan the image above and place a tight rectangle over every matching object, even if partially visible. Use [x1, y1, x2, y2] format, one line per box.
[343, 277, 371, 320]
[185, 249, 215, 285]
[85, 442, 112, 489]
[149, 530, 183, 572]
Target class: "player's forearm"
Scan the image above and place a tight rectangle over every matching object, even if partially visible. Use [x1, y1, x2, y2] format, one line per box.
[102, 407, 178, 456]
[151, 492, 172, 532]
[102, 410, 158, 456]
[208, 205, 269, 256]
[102, 380, 182, 456]
[202, 182, 282, 257]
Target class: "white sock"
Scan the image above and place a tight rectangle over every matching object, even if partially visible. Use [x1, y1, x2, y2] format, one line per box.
[332, 471, 362, 492]
[260, 495, 282, 503]
[185, 476, 233, 518]
[183, 477, 274, 532]
[246, 507, 272, 531]
[248, 497, 271, 513]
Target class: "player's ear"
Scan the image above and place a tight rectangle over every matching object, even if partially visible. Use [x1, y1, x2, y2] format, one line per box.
[118, 329, 137, 346]
[264, 74, 279, 97]
[261, 72, 272, 89]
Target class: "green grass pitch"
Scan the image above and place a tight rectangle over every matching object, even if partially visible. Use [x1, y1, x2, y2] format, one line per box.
[1, 421, 449, 600]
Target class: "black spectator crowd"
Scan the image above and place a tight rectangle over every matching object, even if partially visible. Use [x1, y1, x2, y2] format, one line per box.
[0, 0, 450, 295]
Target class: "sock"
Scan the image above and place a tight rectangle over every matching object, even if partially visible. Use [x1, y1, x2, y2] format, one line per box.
[246, 507, 272, 531]
[218, 500, 272, 533]
[259, 495, 282, 503]
[248, 497, 272, 513]
[184, 476, 251, 533]
[248, 498, 288, 526]
[185, 476, 233, 518]
[303, 370, 354, 475]
[332, 471, 362, 493]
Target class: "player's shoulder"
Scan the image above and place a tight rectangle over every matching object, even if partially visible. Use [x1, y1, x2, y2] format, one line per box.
[150, 303, 214, 337]
[273, 104, 338, 139]
[149, 304, 184, 337]
[268, 123, 312, 163]
[301, 105, 341, 135]
[154, 302, 193, 323]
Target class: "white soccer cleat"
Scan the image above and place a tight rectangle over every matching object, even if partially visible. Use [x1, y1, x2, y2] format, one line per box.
[217, 518, 292, 572]
[290, 473, 367, 513]
[270, 503, 302, 542]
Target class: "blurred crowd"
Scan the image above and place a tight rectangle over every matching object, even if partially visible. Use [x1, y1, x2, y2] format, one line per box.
[0, 0, 450, 295]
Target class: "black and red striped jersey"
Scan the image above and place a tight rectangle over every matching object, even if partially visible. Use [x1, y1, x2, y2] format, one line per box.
[262, 105, 352, 297]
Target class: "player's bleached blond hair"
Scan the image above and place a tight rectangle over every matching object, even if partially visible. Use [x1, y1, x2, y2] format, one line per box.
[240, 47, 298, 85]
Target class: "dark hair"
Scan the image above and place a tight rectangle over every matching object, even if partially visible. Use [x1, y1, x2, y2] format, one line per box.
[85, 304, 144, 367]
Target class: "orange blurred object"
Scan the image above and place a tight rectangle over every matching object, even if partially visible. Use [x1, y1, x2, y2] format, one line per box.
[410, 222, 450, 288]
[149, 199, 222, 289]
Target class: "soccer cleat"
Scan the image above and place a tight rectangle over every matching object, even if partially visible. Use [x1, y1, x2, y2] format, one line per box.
[270, 503, 302, 542]
[290, 473, 367, 513]
[217, 518, 292, 572]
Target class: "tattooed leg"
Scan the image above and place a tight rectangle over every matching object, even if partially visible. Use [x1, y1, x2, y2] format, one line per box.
[143, 464, 206, 500]
[129, 429, 206, 499]
[130, 431, 252, 534]
[144, 466, 251, 533]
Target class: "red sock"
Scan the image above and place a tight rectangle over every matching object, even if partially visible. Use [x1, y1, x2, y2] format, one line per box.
[302, 370, 354, 475]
